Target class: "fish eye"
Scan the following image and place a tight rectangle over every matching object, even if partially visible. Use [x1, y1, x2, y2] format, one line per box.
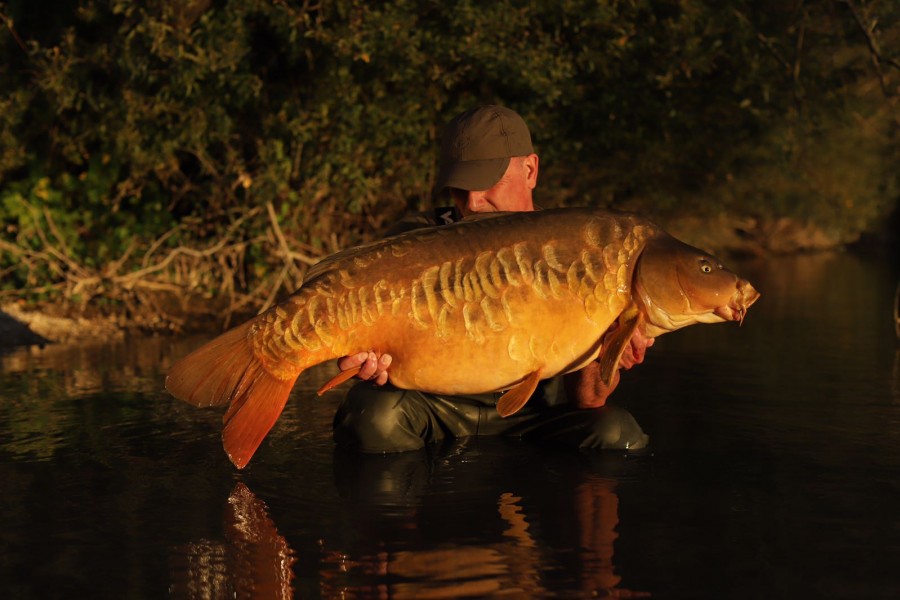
[699, 260, 712, 274]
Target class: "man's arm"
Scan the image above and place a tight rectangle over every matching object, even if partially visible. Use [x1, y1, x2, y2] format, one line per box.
[564, 362, 620, 409]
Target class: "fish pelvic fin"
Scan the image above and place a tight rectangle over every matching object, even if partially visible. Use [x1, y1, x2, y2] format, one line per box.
[497, 369, 542, 418]
[316, 366, 362, 396]
[598, 306, 642, 387]
[165, 320, 300, 469]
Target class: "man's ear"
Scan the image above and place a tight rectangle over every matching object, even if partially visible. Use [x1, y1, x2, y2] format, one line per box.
[522, 153, 539, 190]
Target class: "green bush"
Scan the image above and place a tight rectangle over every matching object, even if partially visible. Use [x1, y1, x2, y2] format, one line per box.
[0, 0, 897, 322]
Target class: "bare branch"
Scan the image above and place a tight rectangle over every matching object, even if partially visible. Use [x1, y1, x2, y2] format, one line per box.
[0, 201, 305, 327]
[22, 203, 90, 279]
[259, 263, 290, 314]
[733, 9, 792, 73]
[105, 237, 138, 277]
[0, 10, 28, 54]
[141, 226, 181, 268]
[842, 0, 900, 97]
[265, 201, 320, 266]
[115, 238, 251, 285]
[0, 282, 66, 297]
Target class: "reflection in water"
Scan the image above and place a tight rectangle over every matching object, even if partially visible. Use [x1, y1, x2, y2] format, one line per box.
[0, 333, 206, 393]
[571, 478, 622, 595]
[170, 482, 295, 599]
[318, 486, 546, 598]
[169, 540, 230, 599]
[170, 449, 649, 598]
[320, 444, 650, 598]
[0, 333, 216, 463]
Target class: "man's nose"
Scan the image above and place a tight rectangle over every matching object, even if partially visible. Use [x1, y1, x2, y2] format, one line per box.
[465, 190, 486, 211]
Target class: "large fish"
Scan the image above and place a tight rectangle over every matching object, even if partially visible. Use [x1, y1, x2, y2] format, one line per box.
[166, 208, 759, 468]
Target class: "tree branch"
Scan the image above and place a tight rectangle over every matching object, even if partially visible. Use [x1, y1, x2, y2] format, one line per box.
[265, 200, 320, 266]
[842, 0, 900, 97]
[0, 10, 29, 54]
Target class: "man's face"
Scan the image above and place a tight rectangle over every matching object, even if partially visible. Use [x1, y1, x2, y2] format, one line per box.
[450, 154, 539, 216]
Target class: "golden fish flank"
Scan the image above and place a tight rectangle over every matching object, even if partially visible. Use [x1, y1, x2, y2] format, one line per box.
[541, 242, 567, 273]
[507, 333, 533, 363]
[480, 295, 506, 332]
[474, 252, 497, 299]
[410, 265, 441, 330]
[294, 297, 322, 352]
[262, 215, 649, 367]
[390, 239, 414, 257]
[373, 279, 390, 314]
[438, 261, 456, 308]
[421, 234, 639, 344]
[462, 303, 484, 345]
[390, 285, 407, 317]
[420, 265, 441, 322]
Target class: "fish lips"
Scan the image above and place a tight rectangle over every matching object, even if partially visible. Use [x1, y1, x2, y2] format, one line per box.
[713, 279, 760, 324]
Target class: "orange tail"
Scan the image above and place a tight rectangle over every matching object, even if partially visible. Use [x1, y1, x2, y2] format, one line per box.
[165, 320, 300, 469]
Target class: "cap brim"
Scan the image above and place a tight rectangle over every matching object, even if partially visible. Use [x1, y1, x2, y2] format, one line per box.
[436, 156, 510, 193]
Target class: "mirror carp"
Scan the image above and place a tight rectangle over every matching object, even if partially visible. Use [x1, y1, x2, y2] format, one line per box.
[166, 208, 760, 468]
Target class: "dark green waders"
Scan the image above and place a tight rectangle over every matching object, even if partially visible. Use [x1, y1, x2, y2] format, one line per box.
[332, 379, 649, 454]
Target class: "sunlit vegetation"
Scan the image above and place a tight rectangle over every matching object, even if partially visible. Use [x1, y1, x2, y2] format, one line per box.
[1, 0, 897, 327]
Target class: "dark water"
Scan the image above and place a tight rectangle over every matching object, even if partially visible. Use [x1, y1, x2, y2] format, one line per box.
[1, 251, 898, 599]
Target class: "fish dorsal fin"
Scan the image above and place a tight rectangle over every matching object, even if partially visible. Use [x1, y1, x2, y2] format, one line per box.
[303, 212, 514, 283]
[496, 369, 542, 418]
[302, 228, 427, 282]
[302, 245, 368, 282]
[598, 306, 643, 387]
[461, 211, 515, 222]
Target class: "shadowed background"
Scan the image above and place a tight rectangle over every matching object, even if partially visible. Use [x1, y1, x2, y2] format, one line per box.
[1, 0, 898, 328]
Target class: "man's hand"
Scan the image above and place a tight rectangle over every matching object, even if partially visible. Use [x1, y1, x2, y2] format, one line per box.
[565, 327, 655, 409]
[565, 363, 620, 409]
[337, 351, 392, 386]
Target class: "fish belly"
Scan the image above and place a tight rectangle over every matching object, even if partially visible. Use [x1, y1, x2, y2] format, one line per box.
[347, 288, 619, 395]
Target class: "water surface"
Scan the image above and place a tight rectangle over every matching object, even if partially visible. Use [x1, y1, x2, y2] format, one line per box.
[1, 251, 898, 598]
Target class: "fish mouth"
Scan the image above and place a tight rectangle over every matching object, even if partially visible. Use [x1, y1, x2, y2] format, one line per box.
[713, 279, 760, 324]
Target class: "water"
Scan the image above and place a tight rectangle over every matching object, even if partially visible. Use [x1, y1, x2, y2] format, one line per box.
[1, 251, 898, 599]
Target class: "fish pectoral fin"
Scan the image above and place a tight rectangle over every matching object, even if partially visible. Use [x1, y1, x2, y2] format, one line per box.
[496, 369, 542, 418]
[317, 366, 363, 396]
[598, 307, 643, 388]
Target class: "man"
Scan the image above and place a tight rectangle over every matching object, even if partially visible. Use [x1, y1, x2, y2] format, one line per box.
[332, 105, 650, 453]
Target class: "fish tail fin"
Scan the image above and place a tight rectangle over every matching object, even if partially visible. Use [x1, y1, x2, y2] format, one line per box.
[165, 320, 300, 469]
[221, 366, 297, 469]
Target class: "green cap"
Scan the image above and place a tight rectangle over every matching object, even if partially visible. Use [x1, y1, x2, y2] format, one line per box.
[436, 105, 534, 192]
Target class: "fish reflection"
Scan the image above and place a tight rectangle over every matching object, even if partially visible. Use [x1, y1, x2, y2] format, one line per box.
[169, 482, 295, 598]
[320, 444, 650, 598]
[570, 477, 639, 596]
[169, 446, 649, 598]
[318, 490, 544, 598]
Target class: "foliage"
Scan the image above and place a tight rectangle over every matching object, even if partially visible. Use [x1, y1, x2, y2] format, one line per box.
[0, 0, 898, 324]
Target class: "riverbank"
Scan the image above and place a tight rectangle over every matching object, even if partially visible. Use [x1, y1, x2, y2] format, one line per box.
[0, 302, 125, 347]
[3, 211, 896, 350]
